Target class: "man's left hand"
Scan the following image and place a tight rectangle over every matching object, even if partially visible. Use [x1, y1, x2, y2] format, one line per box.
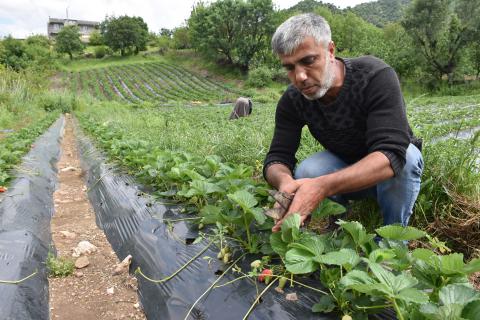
[272, 177, 327, 232]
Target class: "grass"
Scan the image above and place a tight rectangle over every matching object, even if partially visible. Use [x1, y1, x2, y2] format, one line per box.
[46, 252, 75, 277]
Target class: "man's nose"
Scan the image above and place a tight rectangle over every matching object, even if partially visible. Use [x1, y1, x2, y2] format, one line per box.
[295, 67, 307, 82]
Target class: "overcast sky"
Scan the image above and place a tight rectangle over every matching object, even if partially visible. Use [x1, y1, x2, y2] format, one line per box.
[0, 0, 375, 39]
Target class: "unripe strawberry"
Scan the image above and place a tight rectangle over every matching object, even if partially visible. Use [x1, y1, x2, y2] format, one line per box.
[250, 260, 261, 269]
[342, 315, 352, 320]
[278, 276, 288, 289]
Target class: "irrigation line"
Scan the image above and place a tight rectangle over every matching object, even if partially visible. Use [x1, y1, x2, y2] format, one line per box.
[241, 277, 278, 320]
[135, 239, 214, 284]
[183, 253, 247, 320]
[86, 171, 111, 193]
[0, 269, 38, 284]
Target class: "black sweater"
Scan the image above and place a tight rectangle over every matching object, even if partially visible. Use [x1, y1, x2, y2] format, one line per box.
[264, 56, 417, 178]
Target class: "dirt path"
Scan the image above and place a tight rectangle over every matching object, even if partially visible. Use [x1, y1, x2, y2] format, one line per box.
[49, 115, 145, 320]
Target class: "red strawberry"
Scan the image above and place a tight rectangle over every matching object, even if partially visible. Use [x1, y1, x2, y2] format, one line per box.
[0, 186, 6, 193]
[258, 269, 273, 283]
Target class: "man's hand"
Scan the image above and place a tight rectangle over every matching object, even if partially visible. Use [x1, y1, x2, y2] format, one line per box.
[272, 177, 327, 232]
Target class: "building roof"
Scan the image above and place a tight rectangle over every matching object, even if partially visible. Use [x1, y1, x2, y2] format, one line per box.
[48, 18, 99, 26]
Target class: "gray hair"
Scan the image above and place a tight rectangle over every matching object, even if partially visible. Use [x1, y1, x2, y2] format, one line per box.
[271, 13, 331, 55]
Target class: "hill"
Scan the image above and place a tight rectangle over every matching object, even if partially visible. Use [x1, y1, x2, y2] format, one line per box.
[351, 0, 411, 27]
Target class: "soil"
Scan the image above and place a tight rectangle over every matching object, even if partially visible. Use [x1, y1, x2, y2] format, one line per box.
[49, 115, 145, 320]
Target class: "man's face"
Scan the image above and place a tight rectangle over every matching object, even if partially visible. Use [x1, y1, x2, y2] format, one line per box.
[279, 37, 335, 100]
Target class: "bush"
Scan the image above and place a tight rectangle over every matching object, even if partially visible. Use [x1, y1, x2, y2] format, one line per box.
[37, 92, 79, 113]
[245, 66, 273, 88]
[94, 45, 107, 59]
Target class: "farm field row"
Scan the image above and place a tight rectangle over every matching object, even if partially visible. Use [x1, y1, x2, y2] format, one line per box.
[75, 97, 480, 319]
[64, 62, 238, 104]
[0, 112, 60, 186]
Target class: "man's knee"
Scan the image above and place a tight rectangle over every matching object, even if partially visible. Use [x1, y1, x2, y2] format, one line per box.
[294, 151, 347, 179]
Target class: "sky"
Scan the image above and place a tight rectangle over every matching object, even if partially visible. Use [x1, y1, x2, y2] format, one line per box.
[0, 0, 375, 39]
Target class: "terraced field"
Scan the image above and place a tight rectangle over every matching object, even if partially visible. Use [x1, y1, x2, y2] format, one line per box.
[65, 61, 237, 103]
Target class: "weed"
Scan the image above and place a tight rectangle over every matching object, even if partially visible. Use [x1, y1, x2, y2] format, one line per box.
[46, 252, 75, 277]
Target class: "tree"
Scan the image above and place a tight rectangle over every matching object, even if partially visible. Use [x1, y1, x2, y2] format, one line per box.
[100, 15, 149, 56]
[172, 26, 191, 49]
[402, 0, 480, 84]
[88, 30, 103, 45]
[55, 25, 84, 60]
[0, 36, 30, 70]
[188, 0, 275, 72]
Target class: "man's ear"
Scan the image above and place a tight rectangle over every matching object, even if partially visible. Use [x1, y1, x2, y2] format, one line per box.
[328, 41, 336, 60]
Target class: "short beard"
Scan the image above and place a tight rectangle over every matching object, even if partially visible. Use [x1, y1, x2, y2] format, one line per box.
[302, 58, 336, 101]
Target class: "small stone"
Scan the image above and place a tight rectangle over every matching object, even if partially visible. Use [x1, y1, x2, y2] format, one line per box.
[285, 292, 298, 301]
[106, 287, 114, 295]
[59, 231, 76, 239]
[133, 303, 140, 310]
[74, 271, 84, 277]
[72, 240, 97, 257]
[75, 256, 90, 269]
[61, 166, 77, 172]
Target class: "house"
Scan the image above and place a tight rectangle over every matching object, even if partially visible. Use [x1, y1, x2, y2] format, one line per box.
[47, 18, 99, 42]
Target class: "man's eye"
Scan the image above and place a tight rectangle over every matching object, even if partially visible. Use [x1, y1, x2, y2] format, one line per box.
[301, 56, 316, 65]
[283, 65, 294, 71]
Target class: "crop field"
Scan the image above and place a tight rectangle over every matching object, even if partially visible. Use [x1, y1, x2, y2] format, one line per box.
[73, 86, 480, 318]
[2, 61, 479, 319]
[64, 61, 238, 103]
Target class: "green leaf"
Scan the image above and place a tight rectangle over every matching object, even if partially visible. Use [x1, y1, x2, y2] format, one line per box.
[285, 247, 318, 274]
[340, 270, 378, 293]
[437, 253, 466, 276]
[227, 189, 258, 212]
[375, 225, 426, 241]
[338, 220, 375, 247]
[311, 199, 346, 220]
[396, 287, 429, 304]
[190, 179, 223, 194]
[462, 300, 480, 319]
[314, 249, 360, 270]
[312, 295, 336, 313]
[463, 258, 480, 275]
[369, 248, 397, 263]
[412, 248, 436, 261]
[281, 214, 301, 243]
[250, 207, 266, 225]
[270, 232, 287, 257]
[290, 233, 325, 257]
[439, 284, 480, 306]
[368, 262, 397, 289]
[199, 205, 222, 224]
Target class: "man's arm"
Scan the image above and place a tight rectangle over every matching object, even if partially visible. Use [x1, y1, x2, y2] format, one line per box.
[272, 151, 394, 232]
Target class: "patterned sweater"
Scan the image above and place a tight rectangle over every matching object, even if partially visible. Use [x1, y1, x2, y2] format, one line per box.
[264, 56, 419, 178]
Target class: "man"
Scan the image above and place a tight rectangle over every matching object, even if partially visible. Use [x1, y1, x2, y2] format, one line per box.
[263, 13, 423, 232]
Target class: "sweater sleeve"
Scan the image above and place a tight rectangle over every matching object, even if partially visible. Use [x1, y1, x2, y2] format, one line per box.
[263, 90, 304, 179]
[364, 67, 411, 176]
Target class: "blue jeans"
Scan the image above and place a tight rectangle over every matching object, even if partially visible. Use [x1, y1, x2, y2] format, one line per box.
[294, 144, 423, 226]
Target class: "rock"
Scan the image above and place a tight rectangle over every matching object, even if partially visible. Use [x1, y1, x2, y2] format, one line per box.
[106, 287, 115, 295]
[72, 240, 97, 257]
[74, 271, 84, 277]
[285, 292, 298, 301]
[59, 230, 76, 239]
[133, 302, 140, 310]
[61, 166, 77, 172]
[113, 254, 132, 275]
[75, 256, 90, 269]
